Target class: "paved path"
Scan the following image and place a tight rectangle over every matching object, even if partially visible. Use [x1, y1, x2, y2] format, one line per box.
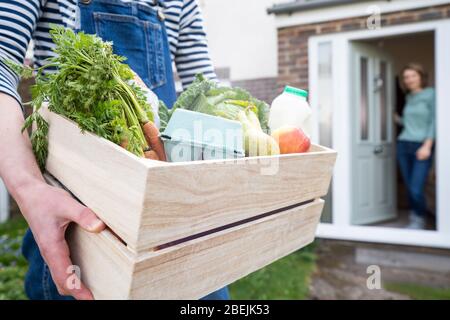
[309, 240, 450, 300]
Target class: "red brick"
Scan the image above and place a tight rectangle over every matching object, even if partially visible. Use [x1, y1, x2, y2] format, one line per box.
[388, 13, 418, 25]
[418, 9, 444, 21]
[340, 21, 362, 31]
[319, 24, 338, 34]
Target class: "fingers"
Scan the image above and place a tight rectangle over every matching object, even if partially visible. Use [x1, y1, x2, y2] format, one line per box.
[65, 199, 106, 233]
[416, 153, 428, 161]
[40, 237, 94, 300]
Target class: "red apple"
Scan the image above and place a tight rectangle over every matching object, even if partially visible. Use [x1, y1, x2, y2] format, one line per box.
[271, 126, 311, 154]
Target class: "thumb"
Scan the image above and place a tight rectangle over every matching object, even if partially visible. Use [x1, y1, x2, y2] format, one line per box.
[72, 206, 106, 233]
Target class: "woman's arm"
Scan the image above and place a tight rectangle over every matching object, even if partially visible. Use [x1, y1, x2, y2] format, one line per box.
[174, 0, 217, 88]
[0, 96, 106, 300]
[416, 138, 433, 161]
[416, 89, 436, 161]
[425, 89, 436, 141]
[394, 112, 403, 125]
[0, 0, 104, 299]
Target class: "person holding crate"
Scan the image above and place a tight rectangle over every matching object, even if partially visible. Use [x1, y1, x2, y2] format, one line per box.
[0, 0, 229, 300]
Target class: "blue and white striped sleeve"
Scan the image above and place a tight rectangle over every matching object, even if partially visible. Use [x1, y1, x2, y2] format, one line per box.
[0, 0, 42, 110]
[175, 0, 217, 88]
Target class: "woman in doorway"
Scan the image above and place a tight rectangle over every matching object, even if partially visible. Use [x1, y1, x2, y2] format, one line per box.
[395, 63, 435, 230]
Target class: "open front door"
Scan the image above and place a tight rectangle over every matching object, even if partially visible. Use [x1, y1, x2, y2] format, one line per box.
[351, 42, 396, 225]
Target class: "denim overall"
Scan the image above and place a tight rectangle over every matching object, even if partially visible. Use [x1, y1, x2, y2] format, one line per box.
[21, 0, 229, 300]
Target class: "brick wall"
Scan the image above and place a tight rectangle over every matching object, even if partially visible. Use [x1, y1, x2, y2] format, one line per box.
[277, 4, 450, 91]
[232, 77, 280, 104]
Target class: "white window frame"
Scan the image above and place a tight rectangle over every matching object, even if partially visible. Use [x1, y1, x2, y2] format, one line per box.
[0, 179, 9, 223]
[308, 19, 450, 249]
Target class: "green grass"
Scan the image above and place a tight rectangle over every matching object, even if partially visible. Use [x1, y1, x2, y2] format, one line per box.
[384, 282, 450, 300]
[229, 243, 317, 300]
[0, 216, 28, 300]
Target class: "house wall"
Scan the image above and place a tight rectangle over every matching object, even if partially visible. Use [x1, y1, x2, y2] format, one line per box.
[231, 77, 279, 106]
[277, 4, 450, 92]
[200, 0, 282, 82]
[200, 0, 285, 102]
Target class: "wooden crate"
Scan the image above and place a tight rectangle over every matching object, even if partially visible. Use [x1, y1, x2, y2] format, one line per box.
[40, 108, 336, 299]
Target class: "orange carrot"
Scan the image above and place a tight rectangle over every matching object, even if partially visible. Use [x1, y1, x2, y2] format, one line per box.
[142, 121, 167, 161]
[144, 150, 160, 161]
[120, 138, 129, 150]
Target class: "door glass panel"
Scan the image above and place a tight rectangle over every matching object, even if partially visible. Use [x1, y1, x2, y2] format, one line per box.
[317, 42, 333, 223]
[360, 57, 369, 141]
[380, 61, 388, 141]
[318, 42, 333, 148]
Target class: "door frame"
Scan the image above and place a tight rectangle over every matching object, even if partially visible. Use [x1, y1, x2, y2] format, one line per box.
[0, 179, 9, 223]
[308, 19, 450, 248]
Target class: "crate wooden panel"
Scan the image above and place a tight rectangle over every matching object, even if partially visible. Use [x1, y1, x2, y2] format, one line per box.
[66, 199, 324, 300]
[40, 107, 337, 253]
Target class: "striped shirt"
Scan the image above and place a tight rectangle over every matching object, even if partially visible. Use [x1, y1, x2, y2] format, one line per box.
[0, 0, 216, 108]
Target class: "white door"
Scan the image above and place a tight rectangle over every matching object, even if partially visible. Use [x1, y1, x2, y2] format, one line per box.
[351, 42, 396, 225]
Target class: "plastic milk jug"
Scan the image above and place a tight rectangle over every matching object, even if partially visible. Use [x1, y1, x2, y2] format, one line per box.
[268, 86, 313, 137]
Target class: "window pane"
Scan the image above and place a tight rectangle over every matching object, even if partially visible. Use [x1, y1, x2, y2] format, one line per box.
[380, 61, 388, 141]
[360, 57, 369, 141]
[318, 42, 333, 148]
[317, 42, 333, 223]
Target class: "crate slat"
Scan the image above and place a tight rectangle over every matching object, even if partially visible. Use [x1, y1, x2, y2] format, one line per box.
[67, 199, 324, 300]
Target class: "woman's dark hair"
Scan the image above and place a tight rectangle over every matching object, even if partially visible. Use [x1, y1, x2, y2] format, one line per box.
[401, 63, 428, 90]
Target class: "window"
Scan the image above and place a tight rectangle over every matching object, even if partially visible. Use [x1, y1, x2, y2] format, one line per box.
[380, 61, 388, 141]
[360, 57, 369, 141]
[318, 42, 333, 148]
[317, 42, 333, 223]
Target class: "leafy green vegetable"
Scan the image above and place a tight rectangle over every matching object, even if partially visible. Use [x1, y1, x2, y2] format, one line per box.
[159, 74, 276, 156]
[5, 26, 155, 170]
[159, 74, 270, 132]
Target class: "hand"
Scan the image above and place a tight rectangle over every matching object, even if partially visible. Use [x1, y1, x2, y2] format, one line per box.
[394, 113, 402, 125]
[416, 145, 432, 161]
[0, 93, 105, 299]
[0, 94, 105, 299]
[17, 181, 105, 300]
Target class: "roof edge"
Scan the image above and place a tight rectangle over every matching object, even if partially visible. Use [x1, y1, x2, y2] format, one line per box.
[267, 0, 360, 15]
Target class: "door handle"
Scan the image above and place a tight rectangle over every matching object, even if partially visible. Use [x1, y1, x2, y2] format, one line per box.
[373, 146, 384, 155]
[373, 76, 384, 92]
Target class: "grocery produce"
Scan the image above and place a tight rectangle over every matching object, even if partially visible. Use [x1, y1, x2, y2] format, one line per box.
[142, 121, 167, 161]
[238, 110, 279, 157]
[159, 75, 279, 156]
[5, 26, 162, 170]
[269, 86, 313, 138]
[144, 150, 160, 160]
[271, 125, 311, 154]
